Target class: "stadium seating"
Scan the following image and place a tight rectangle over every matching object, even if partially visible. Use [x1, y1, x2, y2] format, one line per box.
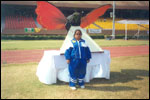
[4, 16, 37, 29]
[4, 16, 149, 31]
[85, 18, 149, 31]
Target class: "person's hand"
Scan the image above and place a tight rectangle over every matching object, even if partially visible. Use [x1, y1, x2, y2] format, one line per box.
[87, 60, 90, 63]
[67, 60, 70, 64]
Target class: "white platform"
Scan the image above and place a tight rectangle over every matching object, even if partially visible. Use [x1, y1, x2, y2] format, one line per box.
[36, 50, 111, 84]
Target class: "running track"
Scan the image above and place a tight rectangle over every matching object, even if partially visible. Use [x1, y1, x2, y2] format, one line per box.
[1, 45, 149, 64]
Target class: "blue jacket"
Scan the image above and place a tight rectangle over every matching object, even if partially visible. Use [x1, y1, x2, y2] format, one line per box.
[65, 38, 91, 60]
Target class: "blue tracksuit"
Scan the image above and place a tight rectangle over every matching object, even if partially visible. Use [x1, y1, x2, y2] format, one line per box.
[65, 38, 91, 87]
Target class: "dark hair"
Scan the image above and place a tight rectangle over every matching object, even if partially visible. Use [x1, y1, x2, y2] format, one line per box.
[74, 29, 82, 37]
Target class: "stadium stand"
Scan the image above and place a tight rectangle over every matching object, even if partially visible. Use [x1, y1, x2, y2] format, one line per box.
[1, 1, 149, 38]
[85, 18, 149, 31]
[5, 15, 37, 29]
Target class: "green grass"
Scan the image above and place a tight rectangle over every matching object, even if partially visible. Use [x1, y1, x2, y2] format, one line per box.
[1, 40, 63, 50]
[94, 39, 149, 47]
[1, 39, 149, 50]
[1, 55, 149, 99]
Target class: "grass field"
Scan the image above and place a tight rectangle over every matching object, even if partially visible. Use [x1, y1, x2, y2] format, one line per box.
[1, 39, 149, 50]
[1, 55, 149, 99]
[1, 39, 149, 98]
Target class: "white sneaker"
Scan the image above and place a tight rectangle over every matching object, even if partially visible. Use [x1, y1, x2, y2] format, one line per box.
[80, 86, 85, 89]
[70, 87, 76, 90]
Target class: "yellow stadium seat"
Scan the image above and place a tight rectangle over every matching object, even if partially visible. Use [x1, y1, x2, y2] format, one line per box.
[85, 19, 149, 31]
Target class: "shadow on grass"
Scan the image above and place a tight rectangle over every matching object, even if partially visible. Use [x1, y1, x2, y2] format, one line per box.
[84, 69, 149, 91]
[85, 86, 138, 92]
[55, 69, 149, 91]
[89, 69, 149, 85]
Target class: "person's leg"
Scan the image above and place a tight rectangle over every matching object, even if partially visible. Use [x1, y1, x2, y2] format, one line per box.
[68, 59, 80, 88]
[78, 59, 87, 87]
[69, 77, 77, 87]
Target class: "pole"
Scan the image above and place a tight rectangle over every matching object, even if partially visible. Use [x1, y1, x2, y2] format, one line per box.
[137, 25, 140, 39]
[125, 21, 127, 40]
[112, 1, 116, 39]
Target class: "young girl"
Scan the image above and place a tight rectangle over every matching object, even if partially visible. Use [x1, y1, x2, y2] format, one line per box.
[65, 29, 91, 90]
